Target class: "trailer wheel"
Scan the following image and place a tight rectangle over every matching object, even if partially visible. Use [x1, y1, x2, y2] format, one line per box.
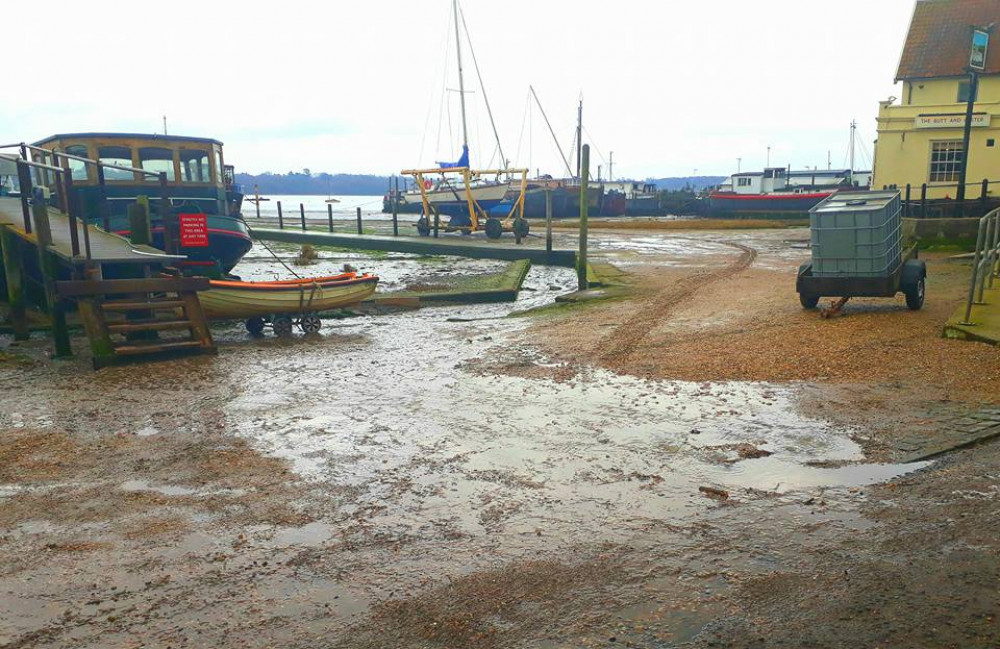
[416, 217, 431, 237]
[485, 218, 503, 239]
[300, 313, 322, 334]
[245, 317, 266, 336]
[904, 277, 925, 310]
[512, 217, 530, 238]
[799, 293, 820, 309]
[273, 316, 294, 337]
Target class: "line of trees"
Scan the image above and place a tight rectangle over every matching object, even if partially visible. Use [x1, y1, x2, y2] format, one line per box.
[235, 170, 397, 196]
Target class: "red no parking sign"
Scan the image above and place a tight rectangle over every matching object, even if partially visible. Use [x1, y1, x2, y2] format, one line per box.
[178, 213, 209, 248]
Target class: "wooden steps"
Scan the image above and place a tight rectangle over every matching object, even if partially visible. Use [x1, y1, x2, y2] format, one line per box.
[102, 299, 186, 311]
[56, 277, 216, 369]
[107, 319, 194, 334]
[114, 340, 205, 355]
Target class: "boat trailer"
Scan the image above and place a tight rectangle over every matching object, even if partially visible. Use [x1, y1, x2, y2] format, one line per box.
[401, 166, 529, 240]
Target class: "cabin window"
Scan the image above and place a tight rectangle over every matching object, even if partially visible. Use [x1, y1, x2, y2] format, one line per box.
[65, 145, 89, 181]
[957, 81, 978, 103]
[929, 141, 963, 182]
[737, 177, 752, 187]
[98, 146, 134, 181]
[139, 147, 176, 182]
[215, 149, 224, 185]
[180, 149, 211, 183]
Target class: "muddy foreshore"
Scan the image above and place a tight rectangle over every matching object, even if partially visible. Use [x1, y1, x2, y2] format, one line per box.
[1, 227, 998, 648]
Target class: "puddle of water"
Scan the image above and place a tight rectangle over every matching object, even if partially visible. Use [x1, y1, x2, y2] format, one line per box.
[120, 480, 200, 497]
[118, 480, 246, 498]
[0, 484, 25, 498]
[269, 521, 336, 548]
[716, 456, 931, 493]
[218, 275, 926, 551]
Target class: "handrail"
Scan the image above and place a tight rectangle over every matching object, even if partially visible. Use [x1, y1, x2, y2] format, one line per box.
[0, 142, 159, 177]
[960, 206, 1000, 325]
[2, 140, 174, 252]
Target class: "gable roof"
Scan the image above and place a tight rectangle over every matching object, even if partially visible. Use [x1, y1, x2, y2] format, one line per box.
[896, 0, 1000, 81]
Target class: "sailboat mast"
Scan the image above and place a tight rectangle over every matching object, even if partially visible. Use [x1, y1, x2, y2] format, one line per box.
[849, 120, 856, 185]
[453, 0, 469, 154]
[575, 97, 583, 180]
[530, 85, 574, 178]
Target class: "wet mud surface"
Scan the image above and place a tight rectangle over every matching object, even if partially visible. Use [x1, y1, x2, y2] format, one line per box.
[1, 227, 999, 647]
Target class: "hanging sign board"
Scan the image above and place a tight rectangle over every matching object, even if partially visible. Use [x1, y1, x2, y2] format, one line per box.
[178, 213, 210, 247]
[915, 113, 990, 129]
[970, 29, 989, 71]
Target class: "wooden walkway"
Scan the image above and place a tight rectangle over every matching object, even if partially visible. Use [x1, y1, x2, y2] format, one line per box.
[0, 197, 180, 265]
[251, 228, 578, 267]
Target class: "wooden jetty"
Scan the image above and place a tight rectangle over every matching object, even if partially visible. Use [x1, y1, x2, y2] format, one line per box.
[251, 228, 578, 268]
[0, 150, 216, 368]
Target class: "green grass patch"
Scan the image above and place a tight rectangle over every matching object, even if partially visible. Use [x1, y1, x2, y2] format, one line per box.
[378, 259, 531, 304]
[909, 236, 979, 252]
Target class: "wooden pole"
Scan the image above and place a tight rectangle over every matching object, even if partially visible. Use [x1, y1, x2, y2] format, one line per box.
[356, 206, 363, 235]
[545, 189, 553, 253]
[96, 164, 110, 231]
[392, 176, 399, 236]
[327, 203, 334, 232]
[578, 145, 590, 291]
[277, 201, 284, 229]
[128, 196, 151, 246]
[0, 228, 29, 340]
[300, 203, 307, 230]
[158, 173, 173, 254]
[920, 183, 927, 218]
[32, 195, 71, 357]
[31, 188, 53, 249]
[16, 160, 33, 234]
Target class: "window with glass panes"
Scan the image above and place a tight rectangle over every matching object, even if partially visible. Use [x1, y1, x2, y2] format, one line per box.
[929, 141, 963, 182]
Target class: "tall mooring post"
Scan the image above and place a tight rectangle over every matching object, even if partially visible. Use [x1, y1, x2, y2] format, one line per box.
[356, 207, 363, 235]
[545, 189, 553, 254]
[577, 145, 590, 291]
[392, 176, 400, 237]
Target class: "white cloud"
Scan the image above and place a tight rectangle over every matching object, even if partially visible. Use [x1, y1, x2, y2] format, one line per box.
[0, 0, 912, 177]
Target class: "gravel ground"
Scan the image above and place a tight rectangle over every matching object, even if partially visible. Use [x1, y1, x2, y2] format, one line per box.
[0, 226, 998, 648]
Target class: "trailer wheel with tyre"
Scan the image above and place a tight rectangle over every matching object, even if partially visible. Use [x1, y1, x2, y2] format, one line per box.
[243, 312, 325, 337]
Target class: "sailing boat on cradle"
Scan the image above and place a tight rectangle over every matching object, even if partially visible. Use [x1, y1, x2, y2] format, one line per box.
[400, 0, 509, 217]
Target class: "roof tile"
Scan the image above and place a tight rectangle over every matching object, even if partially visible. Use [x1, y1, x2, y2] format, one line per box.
[896, 0, 1000, 80]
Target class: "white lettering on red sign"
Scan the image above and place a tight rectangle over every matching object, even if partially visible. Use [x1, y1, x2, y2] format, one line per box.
[178, 213, 209, 248]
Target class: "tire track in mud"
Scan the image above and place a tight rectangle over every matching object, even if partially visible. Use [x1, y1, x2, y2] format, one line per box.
[599, 240, 758, 363]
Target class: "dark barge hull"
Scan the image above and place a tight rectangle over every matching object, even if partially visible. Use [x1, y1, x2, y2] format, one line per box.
[706, 192, 833, 219]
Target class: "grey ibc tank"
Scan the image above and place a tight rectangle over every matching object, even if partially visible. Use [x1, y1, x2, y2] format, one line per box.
[809, 190, 902, 277]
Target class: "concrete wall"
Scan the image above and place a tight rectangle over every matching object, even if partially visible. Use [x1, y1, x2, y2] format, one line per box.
[902, 217, 983, 242]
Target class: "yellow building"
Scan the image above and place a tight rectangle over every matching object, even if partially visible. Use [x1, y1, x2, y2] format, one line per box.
[873, 0, 1000, 201]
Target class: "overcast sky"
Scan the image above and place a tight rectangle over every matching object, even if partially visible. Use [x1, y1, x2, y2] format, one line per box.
[1, 0, 918, 178]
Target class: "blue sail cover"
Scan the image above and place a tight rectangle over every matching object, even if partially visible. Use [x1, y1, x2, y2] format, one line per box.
[438, 145, 470, 169]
